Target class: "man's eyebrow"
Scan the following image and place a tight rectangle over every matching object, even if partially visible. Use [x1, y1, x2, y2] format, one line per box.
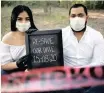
[71, 14, 76, 15]
[77, 13, 84, 15]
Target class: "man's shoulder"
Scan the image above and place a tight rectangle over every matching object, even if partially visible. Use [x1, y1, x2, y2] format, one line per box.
[87, 26, 101, 34]
[62, 26, 72, 33]
[62, 26, 71, 30]
[87, 26, 103, 38]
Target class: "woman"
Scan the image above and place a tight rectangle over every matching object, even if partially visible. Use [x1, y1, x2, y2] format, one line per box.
[0, 5, 38, 75]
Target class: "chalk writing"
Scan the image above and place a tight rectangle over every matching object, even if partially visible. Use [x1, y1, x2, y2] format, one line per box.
[33, 54, 57, 63]
[32, 46, 55, 54]
[32, 37, 54, 45]
[25, 29, 63, 69]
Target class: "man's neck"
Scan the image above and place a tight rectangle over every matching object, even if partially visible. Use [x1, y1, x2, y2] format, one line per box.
[74, 31, 85, 42]
[71, 26, 86, 42]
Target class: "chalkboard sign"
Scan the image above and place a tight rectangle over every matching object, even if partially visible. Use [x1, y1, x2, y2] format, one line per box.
[25, 29, 64, 69]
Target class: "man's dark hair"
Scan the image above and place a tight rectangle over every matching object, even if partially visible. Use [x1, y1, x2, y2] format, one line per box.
[69, 4, 88, 15]
[11, 5, 37, 31]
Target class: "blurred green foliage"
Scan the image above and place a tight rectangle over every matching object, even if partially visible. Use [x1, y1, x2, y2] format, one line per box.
[1, 1, 104, 38]
[1, 1, 104, 9]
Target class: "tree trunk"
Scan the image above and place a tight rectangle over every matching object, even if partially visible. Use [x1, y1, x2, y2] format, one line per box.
[43, 1, 51, 14]
[43, 1, 48, 13]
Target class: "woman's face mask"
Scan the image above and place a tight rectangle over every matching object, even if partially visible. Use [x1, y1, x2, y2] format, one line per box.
[16, 11, 31, 32]
[16, 21, 31, 32]
[70, 17, 86, 31]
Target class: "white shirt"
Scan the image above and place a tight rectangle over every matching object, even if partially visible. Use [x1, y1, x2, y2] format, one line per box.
[62, 26, 104, 67]
[0, 42, 26, 65]
[90, 41, 104, 67]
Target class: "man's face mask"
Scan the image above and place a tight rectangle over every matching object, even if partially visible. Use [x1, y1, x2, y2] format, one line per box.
[16, 21, 31, 32]
[70, 17, 86, 31]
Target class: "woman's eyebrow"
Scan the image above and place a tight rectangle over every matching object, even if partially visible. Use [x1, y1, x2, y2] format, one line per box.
[17, 17, 22, 18]
[26, 17, 30, 18]
[17, 17, 30, 18]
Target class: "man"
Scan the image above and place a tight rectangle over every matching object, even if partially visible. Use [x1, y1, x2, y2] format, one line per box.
[62, 4, 104, 67]
[61, 3, 104, 93]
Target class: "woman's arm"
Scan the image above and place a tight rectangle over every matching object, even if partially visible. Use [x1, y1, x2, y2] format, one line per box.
[1, 62, 18, 70]
[1, 54, 29, 70]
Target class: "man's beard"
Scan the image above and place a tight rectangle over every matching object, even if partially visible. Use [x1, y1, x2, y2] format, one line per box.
[71, 21, 87, 32]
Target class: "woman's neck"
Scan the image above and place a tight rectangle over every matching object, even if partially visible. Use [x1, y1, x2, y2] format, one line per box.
[16, 31, 25, 36]
[11, 31, 25, 40]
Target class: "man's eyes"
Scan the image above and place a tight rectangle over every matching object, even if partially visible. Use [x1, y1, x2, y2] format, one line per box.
[78, 14, 84, 17]
[71, 15, 76, 18]
[70, 14, 84, 18]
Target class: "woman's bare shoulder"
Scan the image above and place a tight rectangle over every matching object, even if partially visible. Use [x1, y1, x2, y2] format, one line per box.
[2, 32, 14, 45]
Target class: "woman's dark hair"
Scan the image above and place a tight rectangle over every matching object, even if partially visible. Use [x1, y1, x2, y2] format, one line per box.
[11, 5, 37, 31]
[69, 4, 88, 16]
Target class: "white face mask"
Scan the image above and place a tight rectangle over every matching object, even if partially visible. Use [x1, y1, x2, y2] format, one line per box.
[70, 17, 86, 31]
[16, 21, 31, 32]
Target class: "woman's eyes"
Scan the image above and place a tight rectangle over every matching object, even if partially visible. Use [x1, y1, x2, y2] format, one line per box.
[17, 18, 30, 21]
[17, 18, 22, 21]
[71, 14, 76, 18]
[26, 18, 30, 21]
